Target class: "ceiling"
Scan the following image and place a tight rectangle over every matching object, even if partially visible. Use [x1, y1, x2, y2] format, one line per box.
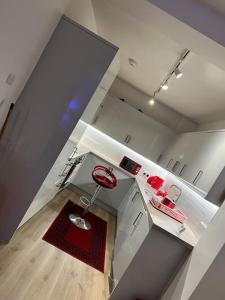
[92, 0, 225, 124]
[200, 0, 225, 16]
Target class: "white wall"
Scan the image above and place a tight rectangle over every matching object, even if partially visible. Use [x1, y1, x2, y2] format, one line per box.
[65, 0, 98, 33]
[74, 121, 167, 178]
[110, 77, 197, 132]
[73, 121, 218, 238]
[161, 198, 225, 300]
[0, 0, 69, 130]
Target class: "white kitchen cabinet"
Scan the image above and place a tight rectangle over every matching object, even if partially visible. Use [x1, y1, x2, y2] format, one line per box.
[110, 223, 191, 300]
[68, 152, 134, 211]
[160, 131, 225, 194]
[113, 184, 149, 285]
[93, 95, 175, 162]
[116, 183, 139, 231]
[115, 184, 140, 244]
[110, 185, 193, 300]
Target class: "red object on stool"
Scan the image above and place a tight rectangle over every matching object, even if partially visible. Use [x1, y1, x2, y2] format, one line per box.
[69, 165, 117, 230]
[147, 176, 164, 190]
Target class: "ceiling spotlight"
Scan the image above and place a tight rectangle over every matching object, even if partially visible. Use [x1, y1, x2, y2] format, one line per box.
[161, 83, 169, 90]
[149, 97, 155, 106]
[175, 68, 183, 79]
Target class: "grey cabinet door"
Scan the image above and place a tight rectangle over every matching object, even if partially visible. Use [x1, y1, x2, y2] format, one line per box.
[113, 190, 149, 285]
[0, 17, 118, 243]
[69, 153, 133, 210]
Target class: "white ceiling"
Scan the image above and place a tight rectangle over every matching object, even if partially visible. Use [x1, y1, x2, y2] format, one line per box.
[200, 0, 225, 16]
[92, 0, 225, 123]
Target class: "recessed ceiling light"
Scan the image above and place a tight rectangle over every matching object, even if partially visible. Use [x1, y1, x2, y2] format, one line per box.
[149, 98, 155, 106]
[175, 68, 183, 79]
[161, 83, 169, 90]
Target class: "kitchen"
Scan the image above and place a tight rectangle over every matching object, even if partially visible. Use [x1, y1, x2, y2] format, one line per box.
[1, 0, 225, 300]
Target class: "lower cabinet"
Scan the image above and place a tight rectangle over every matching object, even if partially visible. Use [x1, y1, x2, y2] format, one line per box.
[113, 183, 149, 285]
[111, 188, 192, 300]
[111, 211, 191, 300]
[69, 152, 134, 211]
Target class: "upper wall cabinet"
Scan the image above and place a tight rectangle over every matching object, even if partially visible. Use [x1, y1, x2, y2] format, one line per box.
[160, 131, 225, 195]
[93, 95, 175, 162]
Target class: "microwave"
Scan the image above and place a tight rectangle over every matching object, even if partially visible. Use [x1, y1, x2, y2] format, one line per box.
[120, 156, 142, 175]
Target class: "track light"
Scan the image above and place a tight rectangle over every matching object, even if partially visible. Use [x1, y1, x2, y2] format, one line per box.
[148, 50, 190, 108]
[161, 83, 168, 90]
[175, 68, 183, 79]
[149, 97, 155, 106]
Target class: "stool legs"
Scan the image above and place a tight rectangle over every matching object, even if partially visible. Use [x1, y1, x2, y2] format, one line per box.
[83, 185, 102, 215]
[69, 185, 102, 230]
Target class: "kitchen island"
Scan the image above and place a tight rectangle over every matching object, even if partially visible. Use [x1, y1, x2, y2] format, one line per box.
[68, 151, 198, 299]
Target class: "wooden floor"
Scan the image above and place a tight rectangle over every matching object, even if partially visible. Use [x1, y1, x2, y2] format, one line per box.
[0, 189, 116, 300]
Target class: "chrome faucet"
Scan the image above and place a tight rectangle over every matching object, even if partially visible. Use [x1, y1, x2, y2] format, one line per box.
[169, 184, 182, 202]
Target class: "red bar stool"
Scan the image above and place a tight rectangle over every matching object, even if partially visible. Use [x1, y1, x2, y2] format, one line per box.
[69, 165, 118, 230]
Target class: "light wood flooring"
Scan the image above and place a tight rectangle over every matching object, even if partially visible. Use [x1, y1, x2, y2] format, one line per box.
[0, 189, 116, 300]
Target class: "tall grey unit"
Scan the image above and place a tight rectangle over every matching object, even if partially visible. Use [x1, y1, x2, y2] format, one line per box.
[0, 16, 118, 243]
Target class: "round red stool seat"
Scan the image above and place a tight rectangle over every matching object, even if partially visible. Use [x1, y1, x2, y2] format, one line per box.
[92, 165, 117, 189]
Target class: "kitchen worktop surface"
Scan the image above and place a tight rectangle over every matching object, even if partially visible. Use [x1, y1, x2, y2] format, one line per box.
[73, 150, 199, 248]
[136, 177, 198, 247]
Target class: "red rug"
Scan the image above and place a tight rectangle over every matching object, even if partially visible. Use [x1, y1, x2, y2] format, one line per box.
[42, 200, 107, 273]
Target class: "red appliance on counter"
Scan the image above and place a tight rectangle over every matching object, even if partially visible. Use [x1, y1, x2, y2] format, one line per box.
[162, 197, 176, 209]
[147, 176, 164, 190]
[161, 184, 182, 209]
[120, 156, 142, 175]
[150, 198, 188, 223]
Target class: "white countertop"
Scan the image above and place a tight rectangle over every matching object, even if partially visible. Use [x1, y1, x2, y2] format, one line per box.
[136, 177, 198, 247]
[74, 150, 199, 248]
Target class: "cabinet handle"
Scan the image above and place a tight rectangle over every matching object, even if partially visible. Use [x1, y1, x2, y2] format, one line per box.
[133, 212, 143, 227]
[93, 115, 99, 124]
[124, 135, 132, 144]
[65, 162, 73, 166]
[131, 191, 139, 203]
[127, 135, 132, 143]
[193, 170, 203, 185]
[58, 173, 67, 177]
